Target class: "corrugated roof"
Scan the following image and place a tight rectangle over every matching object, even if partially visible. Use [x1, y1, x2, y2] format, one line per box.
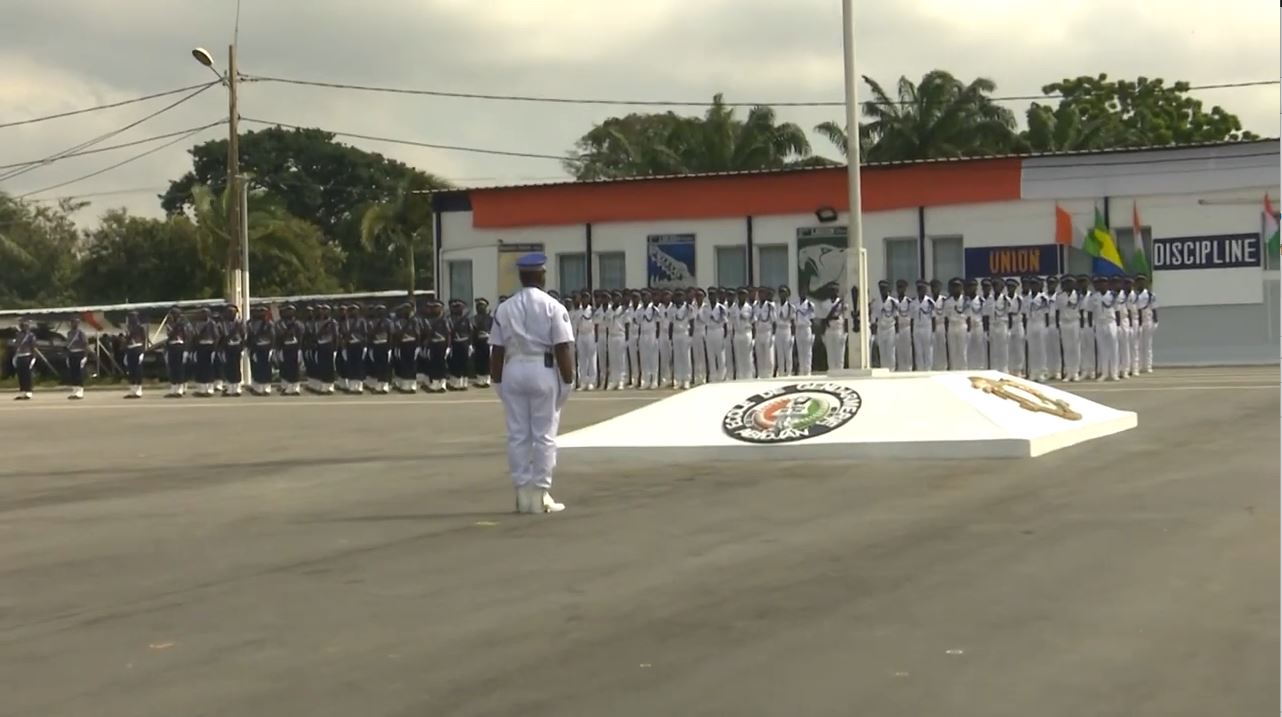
[426, 138, 1278, 196]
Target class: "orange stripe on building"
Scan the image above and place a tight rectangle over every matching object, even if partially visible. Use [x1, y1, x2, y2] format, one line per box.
[469, 159, 1023, 229]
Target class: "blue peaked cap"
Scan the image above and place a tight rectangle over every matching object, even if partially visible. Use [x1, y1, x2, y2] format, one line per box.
[516, 252, 547, 269]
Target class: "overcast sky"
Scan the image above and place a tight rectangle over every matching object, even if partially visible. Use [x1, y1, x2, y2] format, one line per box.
[1, 0, 1277, 224]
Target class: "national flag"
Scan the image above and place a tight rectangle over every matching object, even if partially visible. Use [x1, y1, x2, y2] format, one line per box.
[1084, 207, 1125, 274]
[1054, 204, 1083, 249]
[1265, 194, 1279, 256]
[1128, 201, 1152, 278]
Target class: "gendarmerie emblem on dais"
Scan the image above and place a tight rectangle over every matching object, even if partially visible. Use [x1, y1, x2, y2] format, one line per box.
[968, 376, 1082, 421]
[722, 383, 862, 444]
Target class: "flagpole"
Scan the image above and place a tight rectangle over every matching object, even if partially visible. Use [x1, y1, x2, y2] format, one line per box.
[841, 0, 870, 370]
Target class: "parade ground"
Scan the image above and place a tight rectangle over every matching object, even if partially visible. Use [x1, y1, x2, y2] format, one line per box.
[0, 366, 1276, 717]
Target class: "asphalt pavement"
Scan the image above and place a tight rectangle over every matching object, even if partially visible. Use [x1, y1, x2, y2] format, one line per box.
[0, 367, 1276, 716]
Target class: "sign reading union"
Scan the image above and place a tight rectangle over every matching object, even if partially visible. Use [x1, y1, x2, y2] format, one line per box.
[722, 382, 862, 444]
[1151, 234, 1260, 271]
[964, 244, 1060, 279]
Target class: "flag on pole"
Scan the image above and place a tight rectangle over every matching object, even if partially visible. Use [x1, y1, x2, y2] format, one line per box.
[1129, 201, 1152, 278]
[1054, 204, 1083, 249]
[1085, 207, 1126, 275]
[1265, 194, 1279, 256]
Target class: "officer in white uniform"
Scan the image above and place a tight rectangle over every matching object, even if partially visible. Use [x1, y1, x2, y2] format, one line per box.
[911, 280, 936, 371]
[988, 279, 1012, 373]
[1059, 275, 1082, 382]
[1134, 274, 1158, 373]
[1045, 276, 1063, 381]
[657, 289, 674, 389]
[818, 288, 846, 372]
[930, 279, 947, 370]
[671, 289, 695, 389]
[488, 253, 574, 514]
[1026, 277, 1049, 381]
[1005, 278, 1026, 377]
[606, 294, 629, 390]
[773, 286, 796, 376]
[753, 287, 777, 378]
[708, 289, 729, 382]
[691, 288, 711, 385]
[574, 291, 597, 391]
[637, 290, 660, 389]
[1117, 277, 1135, 378]
[892, 279, 913, 371]
[1077, 273, 1096, 380]
[942, 279, 968, 370]
[626, 291, 642, 388]
[794, 289, 816, 375]
[732, 288, 756, 379]
[1125, 277, 1141, 376]
[1091, 276, 1120, 381]
[964, 279, 987, 369]
[871, 280, 895, 370]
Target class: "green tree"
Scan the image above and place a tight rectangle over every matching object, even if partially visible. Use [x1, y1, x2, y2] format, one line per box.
[0, 194, 80, 308]
[565, 95, 812, 180]
[359, 176, 436, 294]
[77, 210, 214, 304]
[1023, 74, 1259, 151]
[856, 71, 1019, 162]
[162, 126, 448, 289]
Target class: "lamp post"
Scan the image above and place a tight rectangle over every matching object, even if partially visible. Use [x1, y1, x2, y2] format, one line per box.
[840, 0, 871, 370]
[191, 46, 246, 316]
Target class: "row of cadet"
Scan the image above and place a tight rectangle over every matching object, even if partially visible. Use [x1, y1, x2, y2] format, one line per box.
[546, 273, 1157, 391]
[6, 298, 498, 400]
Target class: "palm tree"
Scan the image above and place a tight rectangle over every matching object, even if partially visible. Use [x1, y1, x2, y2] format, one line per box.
[1020, 102, 1114, 152]
[359, 177, 435, 294]
[677, 95, 812, 172]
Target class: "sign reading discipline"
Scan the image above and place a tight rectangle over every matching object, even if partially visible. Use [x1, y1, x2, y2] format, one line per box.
[1151, 234, 1260, 271]
[964, 244, 1060, 279]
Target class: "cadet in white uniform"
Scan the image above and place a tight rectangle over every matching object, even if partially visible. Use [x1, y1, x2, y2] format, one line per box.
[1026, 277, 1050, 381]
[1125, 278, 1141, 376]
[819, 288, 846, 372]
[1117, 277, 1134, 378]
[872, 280, 896, 370]
[1077, 274, 1096, 380]
[574, 291, 598, 391]
[989, 279, 1012, 373]
[912, 280, 936, 371]
[1059, 276, 1082, 382]
[488, 253, 574, 514]
[1134, 275, 1158, 373]
[656, 290, 674, 389]
[1092, 276, 1120, 381]
[1005, 278, 1026, 377]
[942, 279, 968, 370]
[1045, 276, 1063, 381]
[637, 290, 660, 389]
[963, 279, 986, 369]
[691, 288, 711, 385]
[774, 286, 796, 376]
[606, 293, 629, 390]
[626, 291, 642, 388]
[892, 280, 914, 371]
[708, 289, 729, 382]
[930, 279, 947, 370]
[794, 290, 816, 375]
[753, 287, 777, 378]
[671, 289, 694, 389]
[732, 288, 755, 379]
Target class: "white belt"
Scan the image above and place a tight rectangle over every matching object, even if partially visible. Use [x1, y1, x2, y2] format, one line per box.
[507, 354, 549, 363]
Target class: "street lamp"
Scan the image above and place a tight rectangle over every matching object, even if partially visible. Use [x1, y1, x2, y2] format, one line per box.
[840, 0, 871, 371]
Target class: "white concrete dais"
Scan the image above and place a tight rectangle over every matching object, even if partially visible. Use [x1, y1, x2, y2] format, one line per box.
[557, 371, 1138, 463]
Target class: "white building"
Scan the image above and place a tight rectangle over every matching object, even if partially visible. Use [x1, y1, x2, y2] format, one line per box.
[432, 140, 1279, 365]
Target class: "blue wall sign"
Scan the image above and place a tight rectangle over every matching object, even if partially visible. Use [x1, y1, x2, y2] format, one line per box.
[1151, 234, 1260, 270]
[964, 244, 1060, 279]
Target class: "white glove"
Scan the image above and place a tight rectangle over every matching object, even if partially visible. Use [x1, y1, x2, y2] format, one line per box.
[556, 379, 572, 411]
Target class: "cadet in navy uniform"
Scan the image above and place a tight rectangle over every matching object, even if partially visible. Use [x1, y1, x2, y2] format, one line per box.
[393, 303, 420, 393]
[220, 305, 245, 396]
[190, 307, 220, 397]
[248, 306, 275, 395]
[421, 300, 450, 393]
[334, 305, 350, 391]
[163, 306, 192, 398]
[472, 298, 494, 387]
[11, 317, 37, 400]
[342, 303, 368, 394]
[64, 316, 88, 400]
[488, 252, 575, 514]
[311, 305, 339, 394]
[367, 304, 393, 394]
[447, 298, 473, 391]
[300, 305, 317, 388]
[276, 304, 305, 396]
[123, 311, 148, 399]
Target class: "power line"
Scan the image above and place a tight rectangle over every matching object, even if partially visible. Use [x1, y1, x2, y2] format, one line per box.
[0, 83, 218, 184]
[244, 75, 1280, 108]
[0, 121, 227, 171]
[0, 81, 219, 130]
[16, 123, 221, 199]
[22, 186, 169, 203]
[240, 117, 566, 160]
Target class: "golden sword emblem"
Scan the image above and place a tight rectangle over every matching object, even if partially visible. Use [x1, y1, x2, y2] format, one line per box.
[968, 376, 1083, 421]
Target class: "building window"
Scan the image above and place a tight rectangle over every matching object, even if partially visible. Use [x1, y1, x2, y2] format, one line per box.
[715, 245, 747, 286]
[597, 252, 626, 289]
[558, 253, 587, 296]
[447, 260, 473, 304]
[885, 237, 918, 287]
[757, 244, 788, 289]
[930, 235, 963, 281]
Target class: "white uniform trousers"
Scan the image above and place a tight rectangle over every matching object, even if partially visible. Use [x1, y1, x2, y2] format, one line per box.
[1060, 323, 1080, 381]
[627, 334, 641, 387]
[875, 326, 895, 371]
[691, 331, 708, 384]
[967, 325, 988, 370]
[1046, 325, 1062, 379]
[673, 334, 693, 386]
[989, 326, 1010, 373]
[575, 335, 597, 389]
[1139, 321, 1155, 372]
[1096, 323, 1119, 380]
[894, 327, 912, 371]
[1117, 323, 1132, 377]
[823, 328, 846, 371]
[1080, 325, 1096, 379]
[707, 331, 727, 382]
[639, 336, 660, 388]
[946, 328, 967, 370]
[733, 333, 754, 379]
[1009, 325, 1026, 376]
[913, 330, 934, 372]
[795, 329, 814, 375]
[753, 329, 774, 378]
[607, 335, 628, 388]
[932, 329, 947, 370]
[773, 330, 794, 376]
[499, 358, 564, 490]
[1027, 323, 1047, 380]
[658, 337, 673, 387]
[1129, 323, 1141, 374]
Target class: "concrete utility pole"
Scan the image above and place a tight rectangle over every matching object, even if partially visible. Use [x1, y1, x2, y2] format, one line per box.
[227, 43, 242, 310]
[841, 0, 871, 370]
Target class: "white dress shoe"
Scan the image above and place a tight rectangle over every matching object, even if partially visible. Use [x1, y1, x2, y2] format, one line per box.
[538, 489, 565, 513]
